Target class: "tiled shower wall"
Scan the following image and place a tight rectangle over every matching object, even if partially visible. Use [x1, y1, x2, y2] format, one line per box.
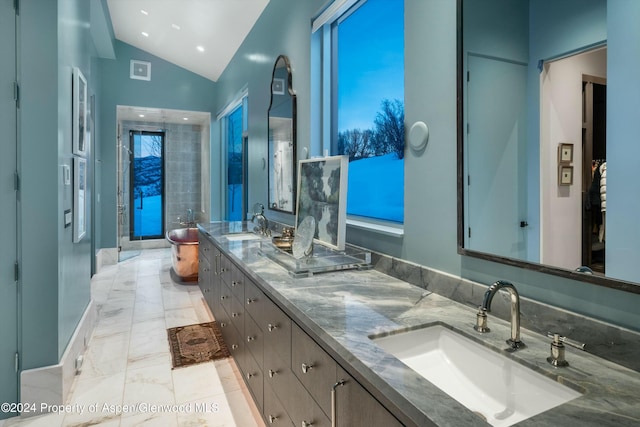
[119, 120, 203, 238]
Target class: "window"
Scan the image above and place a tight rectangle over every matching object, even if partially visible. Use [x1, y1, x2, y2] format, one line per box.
[221, 94, 248, 221]
[315, 0, 405, 224]
[129, 130, 165, 239]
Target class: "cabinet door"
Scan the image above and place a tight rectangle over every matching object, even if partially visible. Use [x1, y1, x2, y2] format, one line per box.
[292, 324, 337, 417]
[287, 375, 332, 427]
[334, 366, 403, 427]
[230, 263, 245, 301]
[245, 278, 266, 326]
[263, 297, 292, 367]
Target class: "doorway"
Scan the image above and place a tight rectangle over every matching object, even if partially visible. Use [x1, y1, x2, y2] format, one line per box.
[129, 130, 165, 240]
[582, 76, 607, 273]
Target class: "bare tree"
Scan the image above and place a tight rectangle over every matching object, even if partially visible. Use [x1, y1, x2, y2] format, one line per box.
[372, 99, 405, 159]
[338, 128, 375, 160]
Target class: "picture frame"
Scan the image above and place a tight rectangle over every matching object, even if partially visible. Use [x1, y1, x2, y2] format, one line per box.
[295, 155, 349, 251]
[558, 142, 573, 164]
[72, 67, 87, 156]
[73, 156, 87, 242]
[272, 77, 285, 95]
[558, 164, 573, 186]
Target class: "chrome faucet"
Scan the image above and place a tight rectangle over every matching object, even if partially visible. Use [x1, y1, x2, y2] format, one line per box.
[474, 280, 525, 351]
[251, 203, 270, 236]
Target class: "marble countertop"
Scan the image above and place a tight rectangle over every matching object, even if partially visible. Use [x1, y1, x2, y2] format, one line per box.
[199, 222, 640, 427]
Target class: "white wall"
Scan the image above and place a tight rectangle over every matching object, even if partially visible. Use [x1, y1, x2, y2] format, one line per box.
[540, 48, 606, 270]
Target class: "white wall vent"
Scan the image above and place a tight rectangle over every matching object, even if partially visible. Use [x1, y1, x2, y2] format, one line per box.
[130, 60, 151, 81]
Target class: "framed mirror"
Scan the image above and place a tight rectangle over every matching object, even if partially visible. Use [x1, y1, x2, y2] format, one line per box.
[457, 0, 640, 294]
[268, 55, 297, 214]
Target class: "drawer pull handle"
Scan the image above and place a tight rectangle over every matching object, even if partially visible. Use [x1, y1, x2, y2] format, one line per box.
[302, 421, 313, 427]
[221, 295, 227, 300]
[268, 369, 277, 378]
[269, 415, 278, 424]
[331, 380, 346, 427]
[247, 336, 255, 342]
[232, 312, 239, 318]
[231, 344, 238, 350]
[246, 298, 255, 304]
[301, 363, 314, 374]
[267, 323, 278, 332]
[220, 322, 226, 327]
[246, 372, 255, 379]
[231, 281, 237, 287]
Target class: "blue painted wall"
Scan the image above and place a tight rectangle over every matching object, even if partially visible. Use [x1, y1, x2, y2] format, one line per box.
[212, 0, 640, 331]
[18, 0, 98, 369]
[97, 41, 218, 249]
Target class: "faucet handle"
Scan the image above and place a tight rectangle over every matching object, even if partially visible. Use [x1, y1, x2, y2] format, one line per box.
[546, 332, 586, 350]
[546, 332, 586, 367]
[473, 307, 490, 333]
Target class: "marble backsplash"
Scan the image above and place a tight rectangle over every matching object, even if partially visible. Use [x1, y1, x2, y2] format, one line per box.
[264, 219, 640, 372]
[367, 249, 640, 372]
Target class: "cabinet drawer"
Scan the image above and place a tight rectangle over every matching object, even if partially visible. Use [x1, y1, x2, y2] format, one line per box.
[229, 294, 245, 336]
[292, 324, 337, 417]
[198, 255, 210, 295]
[263, 298, 292, 367]
[220, 254, 232, 284]
[244, 278, 266, 325]
[245, 312, 264, 370]
[264, 382, 294, 427]
[221, 321, 245, 372]
[220, 281, 233, 318]
[264, 345, 294, 405]
[243, 346, 264, 412]
[230, 263, 245, 301]
[287, 375, 332, 427]
[198, 233, 214, 262]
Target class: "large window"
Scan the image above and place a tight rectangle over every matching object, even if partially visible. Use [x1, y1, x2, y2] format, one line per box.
[319, 0, 405, 223]
[222, 95, 248, 221]
[129, 130, 165, 239]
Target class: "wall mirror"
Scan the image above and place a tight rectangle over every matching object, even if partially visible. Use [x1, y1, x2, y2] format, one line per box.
[268, 55, 297, 214]
[457, 0, 640, 293]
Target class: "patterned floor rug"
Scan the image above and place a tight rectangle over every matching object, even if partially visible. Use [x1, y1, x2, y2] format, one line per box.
[167, 321, 230, 369]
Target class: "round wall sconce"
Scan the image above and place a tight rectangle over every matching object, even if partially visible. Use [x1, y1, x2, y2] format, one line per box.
[409, 121, 429, 151]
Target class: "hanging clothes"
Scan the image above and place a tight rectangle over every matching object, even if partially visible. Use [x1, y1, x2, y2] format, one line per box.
[599, 162, 606, 242]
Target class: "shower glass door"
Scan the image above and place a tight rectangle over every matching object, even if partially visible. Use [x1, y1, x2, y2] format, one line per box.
[130, 130, 165, 239]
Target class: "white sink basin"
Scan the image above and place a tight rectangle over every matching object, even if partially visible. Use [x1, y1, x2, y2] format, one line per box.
[224, 233, 263, 241]
[371, 324, 581, 427]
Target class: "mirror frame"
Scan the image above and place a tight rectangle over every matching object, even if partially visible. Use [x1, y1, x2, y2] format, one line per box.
[455, 0, 640, 295]
[267, 54, 297, 214]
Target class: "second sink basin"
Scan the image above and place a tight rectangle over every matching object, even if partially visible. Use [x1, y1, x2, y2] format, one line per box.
[371, 324, 581, 427]
[224, 233, 263, 241]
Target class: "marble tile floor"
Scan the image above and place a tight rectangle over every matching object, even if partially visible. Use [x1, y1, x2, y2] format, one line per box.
[2, 248, 265, 427]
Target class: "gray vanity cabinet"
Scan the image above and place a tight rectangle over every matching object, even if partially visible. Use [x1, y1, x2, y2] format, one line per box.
[197, 232, 405, 427]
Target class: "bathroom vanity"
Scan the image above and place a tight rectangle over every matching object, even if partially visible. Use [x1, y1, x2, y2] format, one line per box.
[198, 222, 640, 427]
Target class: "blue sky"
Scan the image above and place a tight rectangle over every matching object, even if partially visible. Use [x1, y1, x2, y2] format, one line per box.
[337, 0, 404, 132]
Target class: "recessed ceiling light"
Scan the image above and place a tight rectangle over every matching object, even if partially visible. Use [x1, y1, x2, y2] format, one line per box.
[183, 117, 189, 121]
[141, 31, 149, 37]
[140, 9, 148, 15]
[196, 46, 205, 52]
[171, 23, 181, 30]
[139, 114, 145, 118]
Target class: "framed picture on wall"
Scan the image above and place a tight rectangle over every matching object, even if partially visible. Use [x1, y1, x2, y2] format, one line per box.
[73, 156, 87, 242]
[559, 164, 573, 186]
[558, 142, 573, 164]
[72, 67, 87, 156]
[295, 155, 349, 251]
